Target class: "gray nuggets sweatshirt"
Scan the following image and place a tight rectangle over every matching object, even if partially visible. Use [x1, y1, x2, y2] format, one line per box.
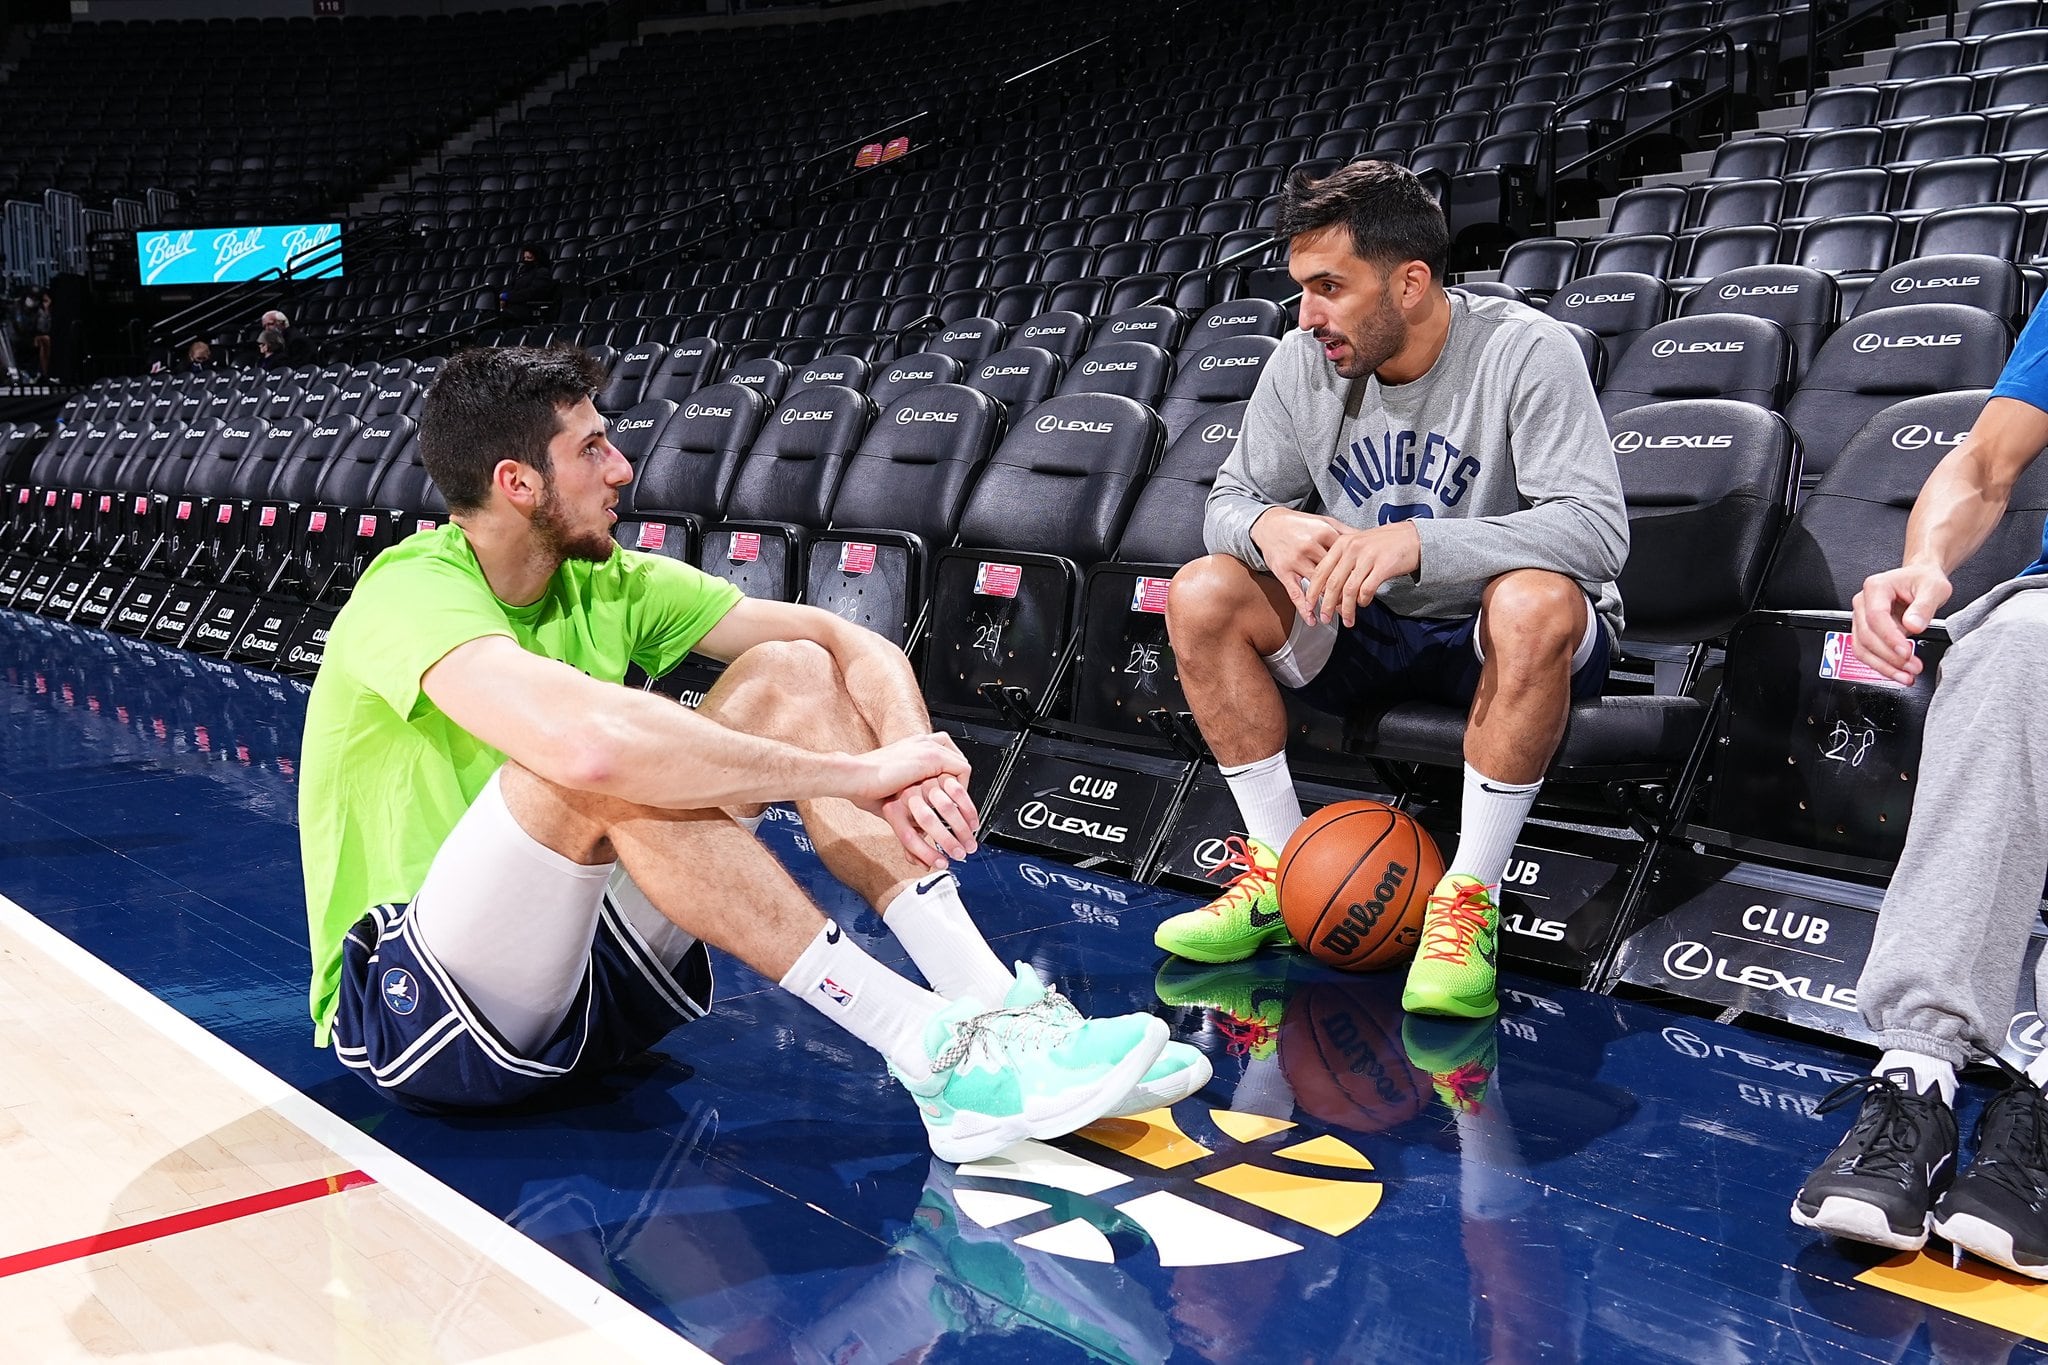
[1205, 290, 1630, 639]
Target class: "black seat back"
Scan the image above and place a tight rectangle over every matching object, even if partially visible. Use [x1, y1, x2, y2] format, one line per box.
[1157, 335, 1278, 443]
[1608, 399, 1799, 641]
[1543, 271, 1669, 369]
[1782, 304, 2011, 482]
[1116, 399, 1248, 566]
[832, 384, 1003, 543]
[642, 337, 723, 402]
[956, 393, 1163, 564]
[629, 382, 770, 520]
[1854, 254, 2023, 323]
[607, 398, 680, 468]
[966, 346, 1063, 421]
[1764, 390, 2048, 615]
[1185, 298, 1289, 353]
[1681, 264, 1838, 384]
[1013, 309, 1092, 362]
[1054, 340, 1173, 406]
[1597, 315, 1790, 419]
[725, 384, 874, 527]
[930, 315, 1006, 362]
[865, 350, 963, 411]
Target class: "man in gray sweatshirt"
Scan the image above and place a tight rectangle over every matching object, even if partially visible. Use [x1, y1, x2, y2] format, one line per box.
[1155, 161, 1629, 1021]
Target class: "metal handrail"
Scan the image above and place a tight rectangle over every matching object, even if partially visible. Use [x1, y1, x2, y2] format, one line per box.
[1537, 24, 1742, 232]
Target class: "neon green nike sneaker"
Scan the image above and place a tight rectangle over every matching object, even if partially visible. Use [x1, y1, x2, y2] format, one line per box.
[1003, 963, 1212, 1116]
[1401, 1015, 1498, 1114]
[1152, 836, 1291, 964]
[1400, 873, 1501, 1019]
[1153, 958, 1290, 1063]
[891, 996, 1168, 1164]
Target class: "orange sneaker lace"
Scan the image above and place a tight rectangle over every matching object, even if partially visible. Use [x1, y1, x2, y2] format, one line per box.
[1202, 836, 1273, 916]
[1421, 882, 1497, 963]
[1440, 1060, 1492, 1110]
[1216, 1011, 1280, 1057]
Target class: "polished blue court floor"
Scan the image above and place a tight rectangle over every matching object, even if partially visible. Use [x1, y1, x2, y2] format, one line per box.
[4, 604, 2045, 1365]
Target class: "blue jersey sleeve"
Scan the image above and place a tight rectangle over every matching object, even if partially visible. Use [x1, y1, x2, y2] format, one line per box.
[1992, 298, 2048, 413]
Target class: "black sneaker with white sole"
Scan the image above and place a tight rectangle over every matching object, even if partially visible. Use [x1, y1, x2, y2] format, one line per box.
[1934, 1062, 2048, 1279]
[1790, 1069, 1957, 1252]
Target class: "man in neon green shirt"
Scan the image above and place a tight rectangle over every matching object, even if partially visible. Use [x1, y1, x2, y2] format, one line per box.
[301, 345, 1204, 1161]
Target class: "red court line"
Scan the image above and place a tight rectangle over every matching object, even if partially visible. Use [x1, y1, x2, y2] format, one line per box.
[0, 1169, 376, 1278]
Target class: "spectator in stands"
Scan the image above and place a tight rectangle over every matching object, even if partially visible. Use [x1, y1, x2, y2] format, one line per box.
[1792, 307, 2048, 1280]
[298, 344, 1203, 1153]
[257, 328, 289, 371]
[183, 339, 214, 372]
[497, 244, 557, 323]
[260, 308, 309, 365]
[1155, 160, 1628, 1023]
[12, 290, 49, 381]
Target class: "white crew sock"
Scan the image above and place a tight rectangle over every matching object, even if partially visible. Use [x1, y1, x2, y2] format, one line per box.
[733, 810, 766, 835]
[882, 872, 1012, 1005]
[1448, 763, 1542, 888]
[1878, 1048, 1957, 1106]
[1220, 750, 1306, 853]
[779, 921, 946, 1080]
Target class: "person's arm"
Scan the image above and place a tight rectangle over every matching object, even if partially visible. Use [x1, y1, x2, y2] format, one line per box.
[1407, 326, 1630, 592]
[1852, 396, 2048, 684]
[421, 635, 964, 817]
[697, 596, 931, 744]
[1302, 326, 1628, 626]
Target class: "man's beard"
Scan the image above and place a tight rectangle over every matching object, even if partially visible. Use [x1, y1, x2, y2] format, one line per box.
[1325, 290, 1406, 380]
[533, 482, 616, 563]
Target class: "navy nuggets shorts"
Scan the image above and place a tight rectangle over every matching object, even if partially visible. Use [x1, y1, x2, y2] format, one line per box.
[332, 894, 713, 1114]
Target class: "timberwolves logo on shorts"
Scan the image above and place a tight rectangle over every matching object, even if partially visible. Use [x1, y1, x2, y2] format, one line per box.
[382, 967, 420, 1015]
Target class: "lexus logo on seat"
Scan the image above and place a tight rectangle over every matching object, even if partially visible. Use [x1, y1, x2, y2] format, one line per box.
[1202, 422, 1241, 443]
[1651, 339, 1743, 357]
[1663, 941, 1715, 980]
[1036, 414, 1113, 434]
[1891, 424, 1967, 450]
[1853, 331, 1963, 352]
[1718, 282, 1799, 298]
[1893, 274, 1980, 293]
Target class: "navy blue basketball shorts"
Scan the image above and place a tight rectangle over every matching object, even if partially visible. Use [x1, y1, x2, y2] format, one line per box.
[331, 771, 713, 1114]
[1268, 594, 1612, 715]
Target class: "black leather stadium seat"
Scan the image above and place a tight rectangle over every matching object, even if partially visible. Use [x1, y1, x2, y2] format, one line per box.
[1597, 315, 1791, 419]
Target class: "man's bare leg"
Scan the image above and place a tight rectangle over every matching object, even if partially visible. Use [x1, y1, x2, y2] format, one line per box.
[697, 639, 1014, 1005]
[1445, 568, 1588, 890]
[1166, 554, 1312, 859]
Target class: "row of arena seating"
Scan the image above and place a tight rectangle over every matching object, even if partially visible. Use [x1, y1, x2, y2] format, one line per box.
[4, 6, 603, 219]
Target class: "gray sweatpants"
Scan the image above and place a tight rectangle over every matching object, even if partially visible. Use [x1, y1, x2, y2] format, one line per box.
[1860, 574, 2048, 1067]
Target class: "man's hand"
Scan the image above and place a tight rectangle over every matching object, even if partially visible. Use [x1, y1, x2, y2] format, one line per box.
[1301, 521, 1422, 627]
[845, 732, 979, 868]
[1249, 507, 1345, 619]
[1851, 563, 1952, 686]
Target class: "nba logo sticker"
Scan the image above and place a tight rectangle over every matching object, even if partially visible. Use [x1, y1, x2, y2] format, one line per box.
[817, 976, 855, 1007]
[416, 519, 437, 535]
[98, 496, 110, 513]
[636, 522, 667, 551]
[70, 492, 82, 509]
[134, 496, 149, 515]
[975, 562, 1022, 598]
[356, 514, 379, 538]
[1819, 631, 1911, 689]
[217, 504, 234, 523]
[259, 506, 276, 527]
[176, 501, 191, 521]
[839, 541, 876, 575]
[308, 511, 328, 533]
[730, 531, 762, 563]
[1131, 576, 1171, 614]
[381, 968, 419, 1016]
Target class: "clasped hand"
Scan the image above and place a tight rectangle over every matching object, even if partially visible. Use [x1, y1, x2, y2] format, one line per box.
[850, 731, 981, 869]
[1252, 506, 1421, 628]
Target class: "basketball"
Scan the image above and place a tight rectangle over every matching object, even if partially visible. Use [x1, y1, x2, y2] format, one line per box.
[1279, 979, 1429, 1132]
[1277, 801, 1443, 972]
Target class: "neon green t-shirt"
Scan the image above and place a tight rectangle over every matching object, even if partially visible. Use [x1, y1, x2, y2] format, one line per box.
[298, 524, 741, 1045]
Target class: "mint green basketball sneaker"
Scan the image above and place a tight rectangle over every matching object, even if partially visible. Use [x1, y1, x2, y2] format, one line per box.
[893, 994, 1168, 1164]
[1002, 963, 1212, 1117]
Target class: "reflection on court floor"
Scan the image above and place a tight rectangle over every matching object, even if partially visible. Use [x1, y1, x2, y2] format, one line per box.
[5, 608, 2047, 1364]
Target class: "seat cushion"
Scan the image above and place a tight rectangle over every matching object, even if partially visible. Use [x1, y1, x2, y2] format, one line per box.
[1348, 694, 1707, 775]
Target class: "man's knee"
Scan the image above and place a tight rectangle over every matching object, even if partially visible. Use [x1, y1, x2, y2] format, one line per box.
[496, 760, 619, 865]
[1480, 570, 1585, 668]
[705, 638, 845, 737]
[1168, 554, 1268, 643]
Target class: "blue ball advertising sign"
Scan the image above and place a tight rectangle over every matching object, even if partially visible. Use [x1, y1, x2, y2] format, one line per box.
[135, 223, 345, 287]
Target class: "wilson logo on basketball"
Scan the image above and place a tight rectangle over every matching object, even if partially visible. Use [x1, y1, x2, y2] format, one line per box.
[1319, 862, 1414, 959]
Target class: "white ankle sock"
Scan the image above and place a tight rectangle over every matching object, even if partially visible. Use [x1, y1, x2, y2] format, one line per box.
[779, 921, 945, 1079]
[1448, 764, 1542, 888]
[1878, 1048, 1957, 1106]
[882, 872, 1012, 1006]
[1220, 750, 1305, 853]
[733, 810, 767, 835]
